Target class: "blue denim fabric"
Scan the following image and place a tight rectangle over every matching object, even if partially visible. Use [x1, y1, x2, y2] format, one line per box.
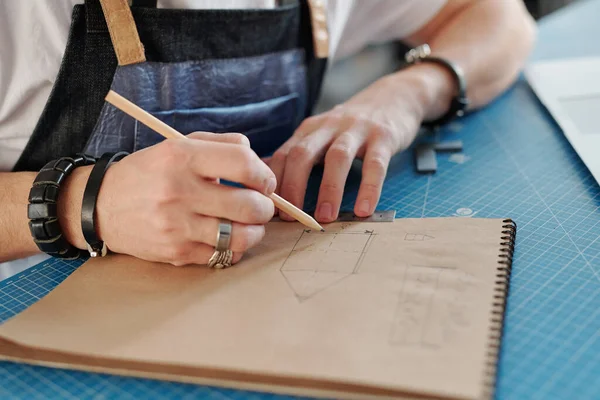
[134, 93, 300, 154]
[14, 1, 327, 172]
[84, 49, 307, 158]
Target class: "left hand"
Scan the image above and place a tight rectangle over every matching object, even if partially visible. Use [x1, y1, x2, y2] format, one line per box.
[267, 72, 426, 223]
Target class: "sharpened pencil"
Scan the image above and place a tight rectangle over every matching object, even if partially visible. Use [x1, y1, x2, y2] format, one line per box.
[104, 90, 325, 232]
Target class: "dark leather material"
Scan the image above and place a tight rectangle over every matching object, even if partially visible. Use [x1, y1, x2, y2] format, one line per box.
[34, 170, 67, 186]
[27, 218, 63, 241]
[27, 185, 60, 203]
[28, 155, 96, 259]
[55, 159, 76, 174]
[45, 185, 60, 203]
[28, 220, 50, 240]
[81, 152, 129, 255]
[44, 219, 63, 239]
[27, 203, 58, 220]
[27, 186, 47, 203]
[34, 236, 80, 259]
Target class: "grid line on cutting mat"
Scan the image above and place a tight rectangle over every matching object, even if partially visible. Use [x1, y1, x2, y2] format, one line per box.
[1, 79, 600, 400]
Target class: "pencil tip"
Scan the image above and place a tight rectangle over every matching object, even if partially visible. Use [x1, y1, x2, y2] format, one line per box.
[320, 229, 325, 232]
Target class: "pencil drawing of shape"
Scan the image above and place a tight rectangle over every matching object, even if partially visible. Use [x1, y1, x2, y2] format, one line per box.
[280, 230, 372, 302]
[390, 266, 479, 349]
[390, 267, 442, 347]
[404, 233, 435, 241]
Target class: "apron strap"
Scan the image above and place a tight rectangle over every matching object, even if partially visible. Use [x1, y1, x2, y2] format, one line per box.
[98, 0, 146, 65]
[307, 0, 329, 58]
[94, 0, 326, 62]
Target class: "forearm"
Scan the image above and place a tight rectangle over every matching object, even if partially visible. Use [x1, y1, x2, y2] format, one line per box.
[397, 0, 537, 121]
[0, 172, 39, 261]
[0, 168, 90, 263]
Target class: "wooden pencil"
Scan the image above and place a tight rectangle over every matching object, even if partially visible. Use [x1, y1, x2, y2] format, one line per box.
[105, 90, 325, 232]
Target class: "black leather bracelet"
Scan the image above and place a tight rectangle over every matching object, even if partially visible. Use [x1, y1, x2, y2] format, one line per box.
[81, 151, 129, 257]
[27, 154, 96, 259]
[404, 44, 469, 127]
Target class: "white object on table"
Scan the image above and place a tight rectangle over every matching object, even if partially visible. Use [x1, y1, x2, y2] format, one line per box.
[0, 254, 50, 282]
[525, 56, 600, 185]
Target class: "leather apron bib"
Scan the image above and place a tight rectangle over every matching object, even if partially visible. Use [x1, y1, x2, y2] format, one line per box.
[14, 0, 328, 171]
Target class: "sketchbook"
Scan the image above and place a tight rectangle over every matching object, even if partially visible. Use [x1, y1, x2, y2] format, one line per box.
[0, 218, 516, 400]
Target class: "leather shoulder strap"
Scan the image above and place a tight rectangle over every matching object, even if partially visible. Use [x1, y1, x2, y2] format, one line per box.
[307, 0, 329, 58]
[99, 0, 146, 65]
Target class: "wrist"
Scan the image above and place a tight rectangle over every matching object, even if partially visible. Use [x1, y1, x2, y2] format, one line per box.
[1, 172, 40, 261]
[57, 165, 93, 250]
[81, 152, 128, 257]
[94, 159, 121, 253]
[391, 61, 456, 123]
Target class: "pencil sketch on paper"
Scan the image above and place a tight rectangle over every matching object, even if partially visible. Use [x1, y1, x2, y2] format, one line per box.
[389, 266, 479, 349]
[279, 229, 375, 302]
[404, 233, 435, 241]
[277, 226, 482, 349]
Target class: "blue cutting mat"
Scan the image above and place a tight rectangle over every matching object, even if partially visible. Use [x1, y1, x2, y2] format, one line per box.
[2, 2, 600, 399]
[1, 77, 599, 400]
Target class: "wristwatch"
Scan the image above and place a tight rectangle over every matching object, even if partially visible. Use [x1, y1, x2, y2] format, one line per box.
[404, 44, 469, 127]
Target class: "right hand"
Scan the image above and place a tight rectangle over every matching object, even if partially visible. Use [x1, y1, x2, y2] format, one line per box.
[94, 132, 276, 266]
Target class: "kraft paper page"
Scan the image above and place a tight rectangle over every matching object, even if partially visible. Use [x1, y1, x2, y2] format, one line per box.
[0, 218, 512, 400]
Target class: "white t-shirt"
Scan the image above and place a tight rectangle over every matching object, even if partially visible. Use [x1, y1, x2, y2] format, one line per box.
[0, 0, 446, 171]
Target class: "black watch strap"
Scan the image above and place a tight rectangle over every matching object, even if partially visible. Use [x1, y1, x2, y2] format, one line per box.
[81, 151, 129, 257]
[404, 44, 469, 127]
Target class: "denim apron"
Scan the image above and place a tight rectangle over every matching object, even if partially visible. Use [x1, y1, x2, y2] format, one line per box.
[13, 0, 327, 171]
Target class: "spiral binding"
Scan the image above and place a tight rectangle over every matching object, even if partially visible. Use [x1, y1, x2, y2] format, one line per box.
[482, 218, 517, 400]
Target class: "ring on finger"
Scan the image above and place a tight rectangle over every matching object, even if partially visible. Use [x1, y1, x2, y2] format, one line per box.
[208, 219, 233, 269]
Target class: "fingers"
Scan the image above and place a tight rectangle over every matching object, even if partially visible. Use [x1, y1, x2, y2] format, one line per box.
[269, 116, 329, 198]
[187, 131, 251, 147]
[188, 132, 250, 184]
[187, 215, 266, 253]
[190, 180, 275, 225]
[166, 242, 245, 267]
[315, 132, 362, 222]
[266, 111, 396, 223]
[269, 142, 294, 197]
[277, 125, 338, 220]
[158, 139, 276, 195]
[354, 142, 391, 217]
[165, 215, 264, 266]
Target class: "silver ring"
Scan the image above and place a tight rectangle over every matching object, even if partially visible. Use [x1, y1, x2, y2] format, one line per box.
[208, 249, 233, 269]
[208, 219, 233, 269]
[215, 219, 232, 252]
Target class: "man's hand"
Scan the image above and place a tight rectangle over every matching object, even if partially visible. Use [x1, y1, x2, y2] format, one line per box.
[1, 132, 277, 265]
[268, 0, 535, 224]
[94, 132, 276, 266]
[268, 72, 428, 223]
